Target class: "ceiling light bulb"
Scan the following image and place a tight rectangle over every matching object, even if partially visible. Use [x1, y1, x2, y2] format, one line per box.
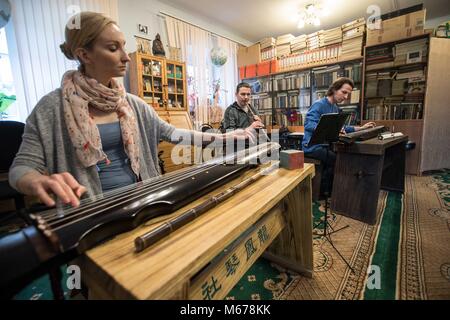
[297, 19, 305, 28]
[314, 18, 321, 26]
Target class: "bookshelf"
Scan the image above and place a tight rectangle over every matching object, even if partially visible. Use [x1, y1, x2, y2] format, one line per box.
[361, 33, 450, 175]
[362, 33, 429, 122]
[311, 59, 363, 126]
[243, 58, 363, 131]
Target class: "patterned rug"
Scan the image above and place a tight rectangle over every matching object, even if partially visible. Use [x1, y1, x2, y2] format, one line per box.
[398, 170, 450, 299]
[227, 198, 387, 300]
[228, 170, 450, 300]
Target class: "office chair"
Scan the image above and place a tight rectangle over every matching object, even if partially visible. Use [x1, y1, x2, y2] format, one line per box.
[200, 123, 214, 132]
[0, 121, 26, 211]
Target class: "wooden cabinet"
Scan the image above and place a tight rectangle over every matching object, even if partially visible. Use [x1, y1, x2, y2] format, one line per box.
[129, 52, 187, 112]
[129, 52, 194, 173]
[361, 33, 450, 175]
[369, 120, 423, 174]
[420, 37, 450, 173]
[157, 111, 198, 173]
[165, 60, 188, 111]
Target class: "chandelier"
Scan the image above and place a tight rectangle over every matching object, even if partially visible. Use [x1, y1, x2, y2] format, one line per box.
[297, 3, 330, 28]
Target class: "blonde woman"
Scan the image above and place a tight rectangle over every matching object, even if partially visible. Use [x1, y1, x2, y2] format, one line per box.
[9, 12, 261, 208]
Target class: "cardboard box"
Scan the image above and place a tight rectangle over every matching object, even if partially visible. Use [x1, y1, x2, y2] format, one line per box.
[237, 43, 261, 67]
[244, 64, 257, 78]
[256, 59, 278, 76]
[366, 9, 426, 46]
[239, 66, 246, 79]
[238, 64, 257, 79]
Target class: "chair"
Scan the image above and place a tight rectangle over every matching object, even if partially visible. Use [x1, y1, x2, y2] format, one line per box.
[286, 132, 323, 201]
[0, 121, 26, 210]
[200, 123, 213, 132]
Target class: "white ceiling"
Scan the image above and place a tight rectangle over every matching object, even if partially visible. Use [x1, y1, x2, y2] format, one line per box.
[163, 0, 450, 43]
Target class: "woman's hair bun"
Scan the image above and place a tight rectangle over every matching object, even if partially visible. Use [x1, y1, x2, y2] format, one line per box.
[60, 42, 74, 60]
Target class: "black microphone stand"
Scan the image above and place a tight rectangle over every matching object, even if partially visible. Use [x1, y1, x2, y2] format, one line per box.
[307, 113, 354, 273]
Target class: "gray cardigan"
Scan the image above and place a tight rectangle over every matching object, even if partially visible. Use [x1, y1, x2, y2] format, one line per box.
[8, 89, 191, 197]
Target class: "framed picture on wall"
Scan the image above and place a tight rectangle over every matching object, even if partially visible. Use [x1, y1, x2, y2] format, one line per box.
[135, 36, 151, 55]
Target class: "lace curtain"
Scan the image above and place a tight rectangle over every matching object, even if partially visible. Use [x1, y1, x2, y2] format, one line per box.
[8, 0, 118, 121]
[165, 16, 238, 129]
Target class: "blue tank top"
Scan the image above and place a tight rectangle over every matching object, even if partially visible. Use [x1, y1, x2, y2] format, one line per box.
[97, 122, 137, 192]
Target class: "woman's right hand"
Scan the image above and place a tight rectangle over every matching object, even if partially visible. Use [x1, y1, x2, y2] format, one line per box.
[17, 171, 87, 207]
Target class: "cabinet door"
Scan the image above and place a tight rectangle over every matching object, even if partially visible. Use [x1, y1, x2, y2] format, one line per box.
[165, 60, 187, 111]
[392, 120, 423, 175]
[141, 55, 165, 111]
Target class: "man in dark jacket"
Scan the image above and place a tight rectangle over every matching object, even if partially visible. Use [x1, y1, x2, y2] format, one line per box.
[220, 82, 263, 131]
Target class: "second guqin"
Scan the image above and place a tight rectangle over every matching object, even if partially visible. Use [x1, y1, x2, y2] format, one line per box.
[339, 126, 386, 144]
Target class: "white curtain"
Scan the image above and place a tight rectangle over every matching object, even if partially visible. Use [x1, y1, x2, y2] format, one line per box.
[165, 16, 238, 129]
[8, 0, 118, 122]
[214, 35, 238, 117]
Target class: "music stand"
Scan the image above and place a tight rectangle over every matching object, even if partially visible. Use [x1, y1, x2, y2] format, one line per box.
[308, 113, 354, 272]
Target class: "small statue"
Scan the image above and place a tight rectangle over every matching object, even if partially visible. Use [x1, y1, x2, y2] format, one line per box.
[152, 33, 165, 57]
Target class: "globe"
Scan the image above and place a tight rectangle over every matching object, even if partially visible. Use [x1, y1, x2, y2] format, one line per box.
[210, 47, 228, 67]
[0, 0, 12, 28]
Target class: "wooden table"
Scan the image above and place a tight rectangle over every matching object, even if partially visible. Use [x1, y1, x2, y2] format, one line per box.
[79, 163, 315, 300]
[331, 135, 407, 225]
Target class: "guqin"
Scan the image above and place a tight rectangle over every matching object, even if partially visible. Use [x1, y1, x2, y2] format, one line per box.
[0, 142, 280, 298]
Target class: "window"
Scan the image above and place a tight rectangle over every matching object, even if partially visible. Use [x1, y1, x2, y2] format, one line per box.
[0, 28, 19, 121]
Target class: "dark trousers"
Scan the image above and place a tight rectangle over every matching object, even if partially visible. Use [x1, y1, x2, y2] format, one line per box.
[305, 146, 336, 196]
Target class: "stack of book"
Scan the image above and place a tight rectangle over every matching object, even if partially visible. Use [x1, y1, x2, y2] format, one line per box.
[313, 89, 328, 102]
[276, 92, 288, 109]
[320, 27, 343, 47]
[392, 79, 407, 95]
[365, 72, 378, 97]
[343, 62, 362, 83]
[395, 67, 425, 80]
[339, 105, 360, 125]
[276, 34, 295, 58]
[260, 37, 277, 61]
[257, 109, 273, 127]
[393, 38, 428, 65]
[307, 32, 320, 50]
[365, 46, 394, 70]
[299, 89, 311, 110]
[341, 18, 365, 59]
[365, 98, 384, 120]
[298, 72, 311, 88]
[288, 92, 299, 109]
[290, 35, 307, 54]
[350, 89, 361, 104]
[251, 93, 272, 110]
[377, 72, 392, 96]
[313, 65, 341, 87]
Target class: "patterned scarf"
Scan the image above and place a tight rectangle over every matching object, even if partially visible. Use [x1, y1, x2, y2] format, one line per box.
[61, 70, 140, 177]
